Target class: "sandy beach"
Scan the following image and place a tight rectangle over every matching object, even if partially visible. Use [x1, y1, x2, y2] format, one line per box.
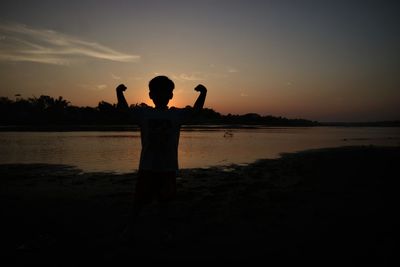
[1, 145, 398, 264]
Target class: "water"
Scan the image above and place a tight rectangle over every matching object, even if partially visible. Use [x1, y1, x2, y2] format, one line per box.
[1, 127, 399, 173]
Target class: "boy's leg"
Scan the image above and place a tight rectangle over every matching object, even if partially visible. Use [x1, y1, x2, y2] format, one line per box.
[157, 171, 177, 244]
[121, 201, 143, 240]
[120, 171, 154, 242]
[157, 201, 176, 245]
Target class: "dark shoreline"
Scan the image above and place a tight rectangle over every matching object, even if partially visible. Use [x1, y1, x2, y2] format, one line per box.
[1, 145, 399, 264]
[1, 123, 400, 132]
[0, 124, 314, 132]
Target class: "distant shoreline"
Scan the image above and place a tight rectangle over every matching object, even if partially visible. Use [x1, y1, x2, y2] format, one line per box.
[2, 95, 399, 130]
[1, 122, 399, 131]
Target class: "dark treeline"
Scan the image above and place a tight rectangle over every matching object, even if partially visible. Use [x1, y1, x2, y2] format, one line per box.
[1, 95, 318, 127]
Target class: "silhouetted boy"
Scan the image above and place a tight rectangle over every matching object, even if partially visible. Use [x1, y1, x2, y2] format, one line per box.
[116, 75, 207, 244]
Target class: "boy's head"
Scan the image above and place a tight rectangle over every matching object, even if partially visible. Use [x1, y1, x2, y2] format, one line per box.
[148, 76, 174, 108]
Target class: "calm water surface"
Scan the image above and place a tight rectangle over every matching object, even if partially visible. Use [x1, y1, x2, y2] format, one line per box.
[1, 127, 399, 173]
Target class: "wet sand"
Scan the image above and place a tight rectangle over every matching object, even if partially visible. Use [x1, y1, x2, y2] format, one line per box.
[1, 145, 399, 264]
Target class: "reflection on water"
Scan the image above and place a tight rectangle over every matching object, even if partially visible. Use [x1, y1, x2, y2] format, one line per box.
[1, 127, 399, 173]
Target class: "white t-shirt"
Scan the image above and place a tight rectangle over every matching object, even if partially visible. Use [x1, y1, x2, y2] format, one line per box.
[132, 107, 192, 171]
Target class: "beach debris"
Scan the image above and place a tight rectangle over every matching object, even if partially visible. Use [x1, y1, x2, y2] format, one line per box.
[17, 233, 56, 250]
[223, 130, 233, 138]
[222, 167, 235, 172]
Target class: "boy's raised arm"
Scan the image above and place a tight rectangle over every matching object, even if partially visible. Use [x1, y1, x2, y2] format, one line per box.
[193, 84, 207, 113]
[116, 84, 129, 110]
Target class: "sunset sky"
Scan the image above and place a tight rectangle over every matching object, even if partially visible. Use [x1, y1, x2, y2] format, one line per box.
[0, 0, 399, 122]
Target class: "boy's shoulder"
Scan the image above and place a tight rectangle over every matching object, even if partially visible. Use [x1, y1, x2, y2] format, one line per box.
[170, 106, 193, 112]
[134, 106, 185, 113]
[133, 106, 193, 123]
[170, 106, 194, 116]
[131, 105, 153, 113]
[169, 106, 183, 111]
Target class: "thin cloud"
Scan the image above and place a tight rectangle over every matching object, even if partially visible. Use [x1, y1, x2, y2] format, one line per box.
[227, 67, 239, 73]
[111, 73, 121, 80]
[77, 83, 107, 91]
[172, 73, 204, 82]
[97, 84, 107, 90]
[0, 23, 140, 65]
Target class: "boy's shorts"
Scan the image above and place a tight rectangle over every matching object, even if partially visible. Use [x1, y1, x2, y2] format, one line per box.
[134, 170, 177, 205]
